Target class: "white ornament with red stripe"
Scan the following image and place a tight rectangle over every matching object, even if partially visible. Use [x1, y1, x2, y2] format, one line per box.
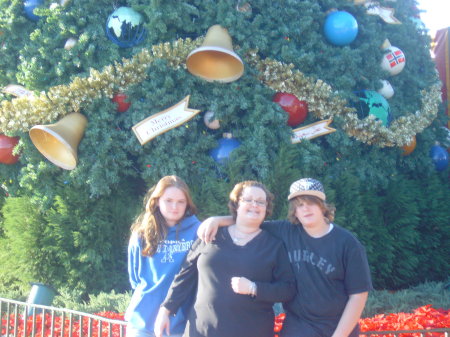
[380, 45, 405, 76]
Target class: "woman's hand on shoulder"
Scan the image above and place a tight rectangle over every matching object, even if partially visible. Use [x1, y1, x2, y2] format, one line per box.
[197, 217, 220, 243]
[197, 216, 234, 243]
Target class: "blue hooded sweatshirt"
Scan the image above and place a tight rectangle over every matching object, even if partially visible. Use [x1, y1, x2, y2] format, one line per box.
[125, 214, 200, 334]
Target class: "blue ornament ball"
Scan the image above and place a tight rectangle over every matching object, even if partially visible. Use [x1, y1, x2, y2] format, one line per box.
[354, 90, 391, 126]
[106, 7, 147, 48]
[429, 144, 449, 171]
[324, 11, 358, 46]
[24, 0, 44, 22]
[210, 134, 241, 164]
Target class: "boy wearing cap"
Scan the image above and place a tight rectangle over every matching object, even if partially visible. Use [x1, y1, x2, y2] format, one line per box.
[198, 178, 372, 337]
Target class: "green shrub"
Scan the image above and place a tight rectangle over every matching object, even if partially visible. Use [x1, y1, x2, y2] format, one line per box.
[0, 183, 139, 296]
[0, 283, 28, 302]
[363, 281, 450, 317]
[2, 281, 448, 318]
[52, 287, 132, 314]
[52, 281, 450, 317]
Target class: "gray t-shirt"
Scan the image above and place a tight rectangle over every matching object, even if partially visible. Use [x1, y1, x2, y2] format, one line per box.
[262, 220, 373, 337]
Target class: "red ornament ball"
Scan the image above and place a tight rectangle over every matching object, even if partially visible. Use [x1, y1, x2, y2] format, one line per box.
[273, 92, 308, 127]
[0, 134, 20, 164]
[402, 136, 416, 156]
[112, 93, 131, 112]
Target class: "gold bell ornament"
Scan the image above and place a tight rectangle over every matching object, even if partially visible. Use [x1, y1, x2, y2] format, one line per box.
[29, 112, 87, 170]
[186, 25, 244, 83]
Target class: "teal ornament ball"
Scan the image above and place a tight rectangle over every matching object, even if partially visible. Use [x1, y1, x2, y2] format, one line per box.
[354, 90, 391, 126]
[106, 7, 146, 48]
[323, 11, 358, 46]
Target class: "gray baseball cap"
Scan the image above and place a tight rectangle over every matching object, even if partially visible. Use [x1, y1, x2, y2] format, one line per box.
[288, 178, 326, 201]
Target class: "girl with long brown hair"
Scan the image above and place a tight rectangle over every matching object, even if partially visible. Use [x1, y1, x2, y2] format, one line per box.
[125, 176, 200, 337]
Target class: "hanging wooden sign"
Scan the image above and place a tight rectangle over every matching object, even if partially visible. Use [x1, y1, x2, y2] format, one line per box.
[363, 1, 401, 24]
[132, 95, 201, 145]
[291, 119, 336, 144]
[2, 84, 34, 98]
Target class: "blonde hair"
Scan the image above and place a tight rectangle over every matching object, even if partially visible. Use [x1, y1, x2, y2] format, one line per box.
[131, 176, 197, 256]
[228, 181, 274, 220]
[287, 195, 335, 225]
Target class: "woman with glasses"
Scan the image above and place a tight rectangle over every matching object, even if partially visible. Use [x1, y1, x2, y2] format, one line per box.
[154, 180, 296, 337]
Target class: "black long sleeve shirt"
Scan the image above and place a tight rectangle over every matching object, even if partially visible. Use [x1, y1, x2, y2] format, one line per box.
[162, 227, 296, 337]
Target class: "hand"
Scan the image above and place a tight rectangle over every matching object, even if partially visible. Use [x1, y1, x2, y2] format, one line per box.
[197, 217, 220, 243]
[154, 307, 171, 337]
[231, 276, 253, 295]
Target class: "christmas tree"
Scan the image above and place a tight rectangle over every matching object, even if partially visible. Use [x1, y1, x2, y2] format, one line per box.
[0, 0, 448, 295]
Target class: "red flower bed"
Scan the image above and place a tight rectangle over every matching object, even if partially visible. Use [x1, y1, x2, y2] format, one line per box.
[274, 305, 449, 337]
[1, 305, 448, 337]
[1, 311, 126, 337]
[359, 305, 449, 336]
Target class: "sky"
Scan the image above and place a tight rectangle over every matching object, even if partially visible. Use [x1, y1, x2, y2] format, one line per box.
[416, 0, 449, 37]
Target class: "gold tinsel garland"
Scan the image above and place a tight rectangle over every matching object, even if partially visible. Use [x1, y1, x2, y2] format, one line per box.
[0, 37, 441, 147]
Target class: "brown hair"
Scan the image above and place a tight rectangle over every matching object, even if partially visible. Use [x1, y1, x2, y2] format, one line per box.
[131, 176, 197, 256]
[287, 195, 335, 225]
[227, 181, 274, 220]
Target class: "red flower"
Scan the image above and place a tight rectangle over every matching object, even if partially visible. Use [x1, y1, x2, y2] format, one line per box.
[359, 305, 450, 336]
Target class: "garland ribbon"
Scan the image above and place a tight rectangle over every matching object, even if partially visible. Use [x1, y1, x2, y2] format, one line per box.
[0, 38, 441, 147]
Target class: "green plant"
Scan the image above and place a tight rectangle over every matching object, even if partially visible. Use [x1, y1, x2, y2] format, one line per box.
[52, 281, 450, 317]
[52, 287, 132, 314]
[3, 280, 448, 319]
[0, 182, 140, 296]
[363, 281, 450, 317]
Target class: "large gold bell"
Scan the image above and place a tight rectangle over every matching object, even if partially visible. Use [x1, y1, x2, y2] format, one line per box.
[29, 112, 87, 170]
[186, 25, 244, 83]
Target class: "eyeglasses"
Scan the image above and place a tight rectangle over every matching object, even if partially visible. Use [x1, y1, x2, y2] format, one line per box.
[240, 198, 267, 207]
